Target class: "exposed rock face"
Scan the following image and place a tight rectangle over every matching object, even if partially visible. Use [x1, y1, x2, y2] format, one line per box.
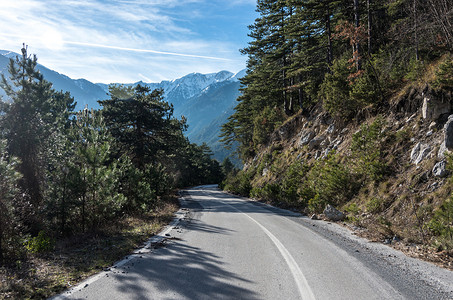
[438, 141, 447, 158]
[438, 115, 453, 158]
[444, 115, 453, 149]
[326, 124, 335, 134]
[298, 131, 315, 147]
[309, 136, 325, 150]
[422, 93, 450, 121]
[323, 204, 345, 221]
[410, 142, 432, 165]
[432, 161, 449, 177]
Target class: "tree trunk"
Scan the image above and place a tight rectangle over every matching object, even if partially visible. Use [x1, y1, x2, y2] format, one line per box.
[354, 0, 361, 71]
[427, 0, 453, 49]
[326, 13, 333, 66]
[0, 227, 3, 263]
[367, 0, 372, 55]
[414, 0, 419, 60]
[281, 7, 289, 114]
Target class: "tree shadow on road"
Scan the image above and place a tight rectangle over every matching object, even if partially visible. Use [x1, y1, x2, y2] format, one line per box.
[182, 218, 235, 235]
[109, 239, 259, 300]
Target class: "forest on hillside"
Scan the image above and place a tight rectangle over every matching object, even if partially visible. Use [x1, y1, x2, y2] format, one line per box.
[221, 0, 452, 158]
[221, 0, 453, 253]
[0, 48, 228, 266]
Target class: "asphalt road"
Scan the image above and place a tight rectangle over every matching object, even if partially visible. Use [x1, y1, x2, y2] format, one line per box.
[55, 185, 453, 300]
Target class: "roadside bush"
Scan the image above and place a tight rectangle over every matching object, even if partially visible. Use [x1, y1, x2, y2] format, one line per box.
[251, 183, 281, 202]
[305, 151, 357, 213]
[280, 161, 309, 207]
[427, 198, 453, 250]
[308, 194, 327, 214]
[24, 231, 54, 254]
[223, 170, 252, 197]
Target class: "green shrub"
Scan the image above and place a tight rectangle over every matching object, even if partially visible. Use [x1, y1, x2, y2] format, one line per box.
[351, 116, 388, 181]
[371, 47, 411, 86]
[345, 203, 360, 215]
[251, 183, 281, 202]
[405, 57, 425, 81]
[432, 57, 453, 91]
[308, 194, 327, 214]
[305, 151, 357, 213]
[280, 161, 309, 207]
[24, 231, 54, 254]
[349, 64, 381, 106]
[366, 197, 383, 213]
[223, 170, 252, 197]
[320, 57, 382, 120]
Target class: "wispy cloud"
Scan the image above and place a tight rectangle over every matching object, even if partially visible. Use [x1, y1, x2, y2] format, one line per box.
[64, 41, 232, 61]
[0, 0, 252, 83]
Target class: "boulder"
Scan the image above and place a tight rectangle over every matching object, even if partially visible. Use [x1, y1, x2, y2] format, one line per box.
[330, 138, 342, 150]
[340, 128, 349, 134]
[323, 204, 345, 221]
[298, 131, 315, 147]
[410, 142, 431, 165]
[314, 150, 322, 159]
[422, 93, 451, 121]
[310, 214, 319, 220]
[326, 124, 335, 134]
[432, 161, 449, 177]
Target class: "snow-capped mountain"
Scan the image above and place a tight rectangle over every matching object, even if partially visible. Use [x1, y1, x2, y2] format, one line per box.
[0, 50, 244, 162]
[98, 70, 236, 108]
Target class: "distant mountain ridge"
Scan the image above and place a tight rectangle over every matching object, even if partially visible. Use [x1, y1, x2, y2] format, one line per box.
[98, 70, 243, 162]
[0, 50, 243, 162]
[0, 50, 108, 110]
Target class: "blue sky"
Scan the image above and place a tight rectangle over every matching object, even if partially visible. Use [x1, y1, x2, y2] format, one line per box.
[0, 0, 257, 83]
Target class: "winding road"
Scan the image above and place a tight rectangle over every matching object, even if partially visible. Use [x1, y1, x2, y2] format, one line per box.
[54, 185, 453, 300]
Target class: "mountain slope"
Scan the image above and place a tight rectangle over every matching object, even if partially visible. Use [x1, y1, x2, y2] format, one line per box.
[0, 50, 243, 161]
[0, 50, 108, 110]
[177, 80, 241, 162]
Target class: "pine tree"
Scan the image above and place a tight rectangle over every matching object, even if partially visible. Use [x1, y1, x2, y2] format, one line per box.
[0, 140, 23, 262]
[0, 45, 75, 233]
[99, 84, 185, 169]
[69, 109, 125, 232]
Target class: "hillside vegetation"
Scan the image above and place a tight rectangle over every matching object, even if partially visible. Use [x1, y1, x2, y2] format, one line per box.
[221, 0, 453, 262]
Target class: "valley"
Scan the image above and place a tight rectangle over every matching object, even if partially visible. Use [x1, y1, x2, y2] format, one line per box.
[0, 49, 243, 162]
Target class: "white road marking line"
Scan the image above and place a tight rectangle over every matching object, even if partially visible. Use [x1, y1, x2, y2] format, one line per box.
[214, 197, 316, 300]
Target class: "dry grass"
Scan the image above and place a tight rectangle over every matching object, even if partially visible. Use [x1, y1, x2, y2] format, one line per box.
[0, 195, 179, 300]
